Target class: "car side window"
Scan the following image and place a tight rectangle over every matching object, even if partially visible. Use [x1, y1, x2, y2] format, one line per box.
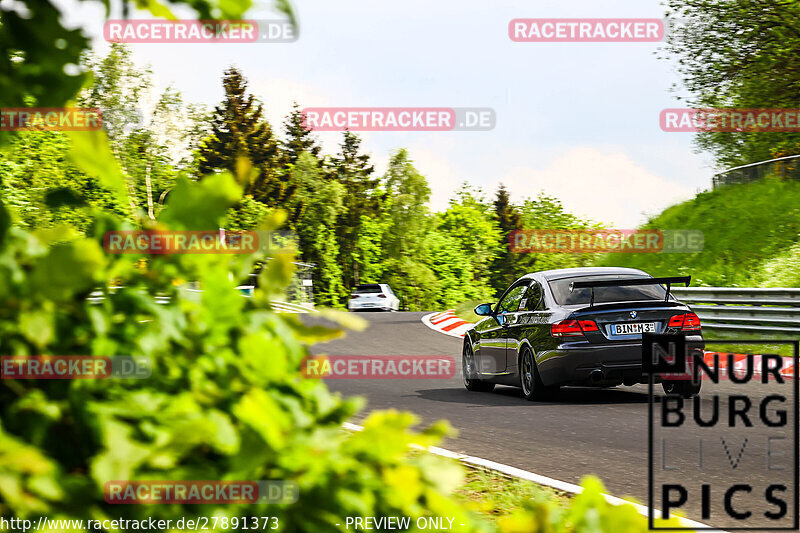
[496, 284, 528, 314]
[520, 282, 543, 311]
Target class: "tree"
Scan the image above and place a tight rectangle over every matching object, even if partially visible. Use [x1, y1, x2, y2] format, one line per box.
[664, 0, 800, 167]
[289, 152, 346, 305]
[424, 230, 494, 307]
[0, 0, 284, 147]
[122, 87, 188, 220]
[515, 193, 597, 276]
[330, 131, 379, 290]
[197, 67, 286, 206]
[436, 184, 502, 295]
[489, 184, 523, 295]
[0, 130, 125, 232]
[374, 150, 436, 310]
[79, 43, 154, 217]
[283, 102, 322, 166]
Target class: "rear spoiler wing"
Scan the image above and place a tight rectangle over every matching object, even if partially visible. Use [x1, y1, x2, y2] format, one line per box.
[568, 276, 691, 307]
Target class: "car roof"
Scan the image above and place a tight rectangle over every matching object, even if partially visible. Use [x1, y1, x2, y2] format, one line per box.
[520, 267, 650, 282]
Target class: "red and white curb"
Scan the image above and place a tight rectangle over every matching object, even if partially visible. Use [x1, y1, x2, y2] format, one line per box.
[342, 421, 721, 531]
[421, 310, 473, 338]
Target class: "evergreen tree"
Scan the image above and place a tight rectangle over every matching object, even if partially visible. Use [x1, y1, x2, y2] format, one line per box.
[283, 102, 322, 166]
[197, 67, 287, 206]
[489, 184, 522, 293]
[330, 131, 379, 291]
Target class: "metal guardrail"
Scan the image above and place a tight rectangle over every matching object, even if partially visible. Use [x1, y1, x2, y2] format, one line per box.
[672, 287, 800, 334]
[712, 154, 800, 189]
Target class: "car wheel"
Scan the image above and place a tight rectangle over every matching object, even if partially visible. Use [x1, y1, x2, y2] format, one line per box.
[463, 342, 494, 392]
[662, 379, 701, 398]
[519, 347, 556, 401]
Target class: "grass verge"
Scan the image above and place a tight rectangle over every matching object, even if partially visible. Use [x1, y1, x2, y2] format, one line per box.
[455, 466, 572, 519]
[453, 300, 483, 323]
[703, 330, 798, 358]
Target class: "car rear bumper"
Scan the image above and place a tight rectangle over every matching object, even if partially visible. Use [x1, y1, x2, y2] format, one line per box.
[348, 304, 391, 312]
[537, 335, 704, 386]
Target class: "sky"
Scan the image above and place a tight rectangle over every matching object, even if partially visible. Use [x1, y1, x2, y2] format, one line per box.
[51, 0, 716, 226]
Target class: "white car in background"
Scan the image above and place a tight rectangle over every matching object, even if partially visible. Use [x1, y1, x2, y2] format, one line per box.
[348, 283, 400, 312]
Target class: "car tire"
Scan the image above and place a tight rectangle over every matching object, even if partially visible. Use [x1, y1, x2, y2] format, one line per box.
[519, 347, 557, 401]
[662, 379, 701, 398]
[463, 342, 494, 392]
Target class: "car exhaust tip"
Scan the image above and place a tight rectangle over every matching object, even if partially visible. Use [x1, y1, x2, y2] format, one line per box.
[589, 369, 604, 383]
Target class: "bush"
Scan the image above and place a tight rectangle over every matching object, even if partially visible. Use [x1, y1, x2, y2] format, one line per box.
[752, 242, 800, 287]
[0, 165, 491, 530]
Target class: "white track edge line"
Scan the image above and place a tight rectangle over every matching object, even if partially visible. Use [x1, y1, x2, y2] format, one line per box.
[342, 421, 725, 531]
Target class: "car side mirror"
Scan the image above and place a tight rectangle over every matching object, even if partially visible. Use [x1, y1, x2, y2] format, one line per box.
[474, 303, 494, 316]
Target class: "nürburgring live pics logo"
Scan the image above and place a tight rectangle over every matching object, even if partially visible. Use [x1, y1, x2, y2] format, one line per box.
[644, 335, 799, 530]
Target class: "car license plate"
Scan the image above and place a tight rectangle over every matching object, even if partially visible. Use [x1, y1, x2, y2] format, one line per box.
[611, 322, 656, 335]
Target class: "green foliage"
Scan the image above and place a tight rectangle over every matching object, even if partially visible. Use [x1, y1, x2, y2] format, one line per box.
[198, 67, 287, 208]
[512, 193, 597, 286]
[0, 152, 488, 531]
[752, 241, 800, 287]
[664, 0, 800, 166]
[283, 102, 322, 166]
[456, 468, 570, 519]
[331, 131, 380, 291]
[0, 0, 262, 147]
[372, 150, 439, 310]
[453, 300, 486, 323]
[595, 178, 800, 286]
[0, 130, 120, 232]
[437, 185, 502, 294]
[79, 45, 203, 222]
[488, 185, 522, 295]
[497, 476, 688, 532]
[289, 152, 346, 306]
[79, 44, 153, 152]
[0, 0, 88, 146]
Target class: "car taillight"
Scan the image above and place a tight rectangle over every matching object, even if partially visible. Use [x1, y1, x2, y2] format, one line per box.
[579, 320, 599, 332]
[668, 314, 685, 328]
[668, 313, 701, 331]
[682, 312, 701, 331]
[551, 320, 583, 336]
[378, 294, 387, 298]
[351, 294, 360, 299]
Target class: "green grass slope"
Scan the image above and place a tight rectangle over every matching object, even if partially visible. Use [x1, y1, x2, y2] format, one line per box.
[594, 178, 800, 286]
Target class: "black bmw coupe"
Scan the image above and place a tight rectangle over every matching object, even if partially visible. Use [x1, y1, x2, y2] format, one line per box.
[462, 267, 703, 400]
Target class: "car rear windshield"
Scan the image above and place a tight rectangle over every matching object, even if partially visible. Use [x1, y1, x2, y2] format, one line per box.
[548, 275, 667, 306]
[354, 284, 382, 294]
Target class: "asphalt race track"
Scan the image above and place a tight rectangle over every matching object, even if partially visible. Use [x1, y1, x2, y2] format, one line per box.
[305, 312, 798, 530]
